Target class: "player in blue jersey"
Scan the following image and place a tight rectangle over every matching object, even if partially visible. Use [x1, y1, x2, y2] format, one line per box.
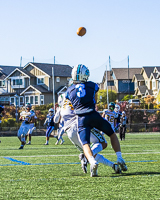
[18, 103, 37, 149]
[66, 64, 127, 176]
[44, 108, 58, 145]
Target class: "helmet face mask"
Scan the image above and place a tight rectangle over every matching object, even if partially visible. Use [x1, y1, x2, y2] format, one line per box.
[26, 103, 32, 111]
[71, 64, 90, 83]
[49, 108, 54, 115]
[108, 102, 115, 111]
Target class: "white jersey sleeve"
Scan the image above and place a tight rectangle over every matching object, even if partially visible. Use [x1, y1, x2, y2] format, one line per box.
[54, 107, 61, 123]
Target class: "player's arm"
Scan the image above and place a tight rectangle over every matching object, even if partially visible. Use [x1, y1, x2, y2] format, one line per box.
[54, 107, 61, 123]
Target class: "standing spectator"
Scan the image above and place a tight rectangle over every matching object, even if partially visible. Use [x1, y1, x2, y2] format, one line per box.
[119, 111, 128, 141]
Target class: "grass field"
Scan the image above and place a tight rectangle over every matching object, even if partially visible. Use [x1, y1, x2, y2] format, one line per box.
[0, 133, 160, 200]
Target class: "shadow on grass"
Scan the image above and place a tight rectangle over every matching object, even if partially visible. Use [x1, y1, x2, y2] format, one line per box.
[110, 171, 160, 178]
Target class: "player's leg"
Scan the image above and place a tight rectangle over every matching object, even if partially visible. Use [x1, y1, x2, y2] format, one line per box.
[66, 122, 87, 173]
[119, 126, 122, 141]
[59, 128, 65, 145]
[90, 129, 121, 174]
[122, 126, 126, 140]
[90, 111, 127, 171]
[78, 115, 98, 177]
[45, 126, 54, 145]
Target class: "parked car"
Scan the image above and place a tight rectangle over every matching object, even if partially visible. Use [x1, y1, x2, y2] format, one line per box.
[128, 99, 140, 108]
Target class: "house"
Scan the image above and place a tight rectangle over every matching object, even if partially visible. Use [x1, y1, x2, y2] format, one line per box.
[2, 62, 72, 106]
[132, 66, 157, 98]
[101, 68, 141, 101]
[0, 65, 19, 104]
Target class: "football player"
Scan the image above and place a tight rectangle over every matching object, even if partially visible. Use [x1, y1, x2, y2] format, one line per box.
[54, 93, 121, 175]
[114, 104, 122, 131]
[102, 102, 118, 132]
[25, 103, 37, 145]
[66, 64, 127, 176]
[44, 108, 58, 145]
[18, 103, 37, 149]
[119, 111, 128, 141]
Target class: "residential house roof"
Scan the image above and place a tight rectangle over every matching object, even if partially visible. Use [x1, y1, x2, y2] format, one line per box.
[0, 65, 19, 76]
[145, 89, 153, 96]
[152, 73, 158, 79]
[153, 66, 160, 72]
[24, 62, 72, 77]
[112, 68, 141, 80]
[141, 67, 155, 78]
[102, 71, 114, 82]
[134, 74, 144, 81]
[20, 85, 51, 95]
[137, 85, 148, 95]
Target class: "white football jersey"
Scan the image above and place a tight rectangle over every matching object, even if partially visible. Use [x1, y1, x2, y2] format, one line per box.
[20, 110, 36, 123]
[103, 109, 118, 130]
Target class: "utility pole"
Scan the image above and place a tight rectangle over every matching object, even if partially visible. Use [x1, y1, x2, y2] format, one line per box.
[52, 56, 56, 114]
[109, 56, 112, 102]
[106, 65, 109, 106]
[128, 55, 131, 132]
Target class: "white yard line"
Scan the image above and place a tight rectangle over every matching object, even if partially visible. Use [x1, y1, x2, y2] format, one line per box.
[0, 151, 160, 158]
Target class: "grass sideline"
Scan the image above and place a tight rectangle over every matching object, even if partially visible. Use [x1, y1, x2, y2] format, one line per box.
[0, 133, 160, 199]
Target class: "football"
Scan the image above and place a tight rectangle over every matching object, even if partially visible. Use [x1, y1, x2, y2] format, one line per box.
[77, 27, 86, 37]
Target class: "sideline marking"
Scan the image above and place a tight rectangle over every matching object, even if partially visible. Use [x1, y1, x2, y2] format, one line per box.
[1, 157, 158, 167]
[3, 157, 31, 165]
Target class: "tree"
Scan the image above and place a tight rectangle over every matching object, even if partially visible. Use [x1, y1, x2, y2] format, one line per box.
[121, 94, 133, 101]
[144, 95, 155, 109]
[97, 89, 117, 106]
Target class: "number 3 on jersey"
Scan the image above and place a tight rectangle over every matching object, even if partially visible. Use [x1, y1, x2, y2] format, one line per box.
[75, 84, 86, 97]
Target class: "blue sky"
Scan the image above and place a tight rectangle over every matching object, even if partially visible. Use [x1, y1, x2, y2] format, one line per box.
[0, 0, 160, 82]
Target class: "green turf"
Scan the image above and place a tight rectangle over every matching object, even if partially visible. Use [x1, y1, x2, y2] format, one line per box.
[0, 133, 160, 199]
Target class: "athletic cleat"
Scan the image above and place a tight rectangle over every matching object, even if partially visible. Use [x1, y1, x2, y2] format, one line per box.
[60, 140, 65, 145]
[90, 163, 98, 177]
[117, 158, 127, 171]
[19, 146, 24, 149]
[26, 142, 31, 145]
[79, 153, 88, 173]
[44, 143, 49, 145]
[112, 164, 121, 174]
[55, 140, 59, 145]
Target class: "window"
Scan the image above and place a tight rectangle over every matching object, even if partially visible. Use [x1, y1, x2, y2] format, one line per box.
[40, 95, 44, 105]
[10, 97, 14, 105]
[35, 96, 38, 105]
[145, 80, 148, 86]
[56, 77, 60, 82]
[152, 80, 156, 88]
[13, 79, 22, 85]
[37, 77, 44, 84]
[20, 97, 24, 106]
[25, 96, 29, 104]
[135, 82, 137, 88]
[30, 96, 34, 104]
[0, 80, 5, 87]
